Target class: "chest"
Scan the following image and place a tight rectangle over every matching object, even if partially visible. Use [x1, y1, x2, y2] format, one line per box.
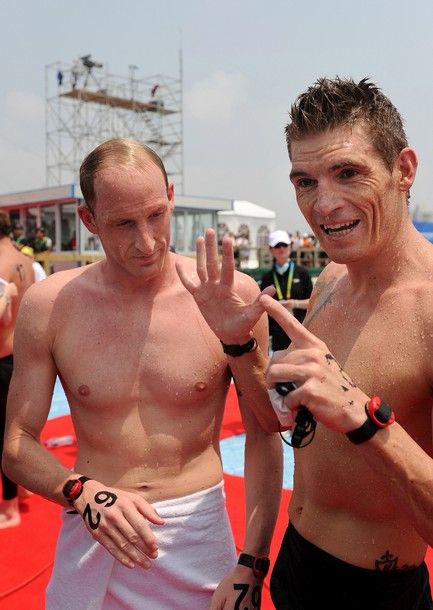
[307, 298, 432, 430]
[54, 294, 228, 413]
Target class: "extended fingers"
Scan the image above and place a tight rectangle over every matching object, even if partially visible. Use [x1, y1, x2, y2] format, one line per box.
[204, 228, 220, 282]
[220, 234, 234, 286]
[196, 236, 208, 283]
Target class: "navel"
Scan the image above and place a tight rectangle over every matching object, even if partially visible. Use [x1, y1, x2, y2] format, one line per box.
[78, 384, 90, 396]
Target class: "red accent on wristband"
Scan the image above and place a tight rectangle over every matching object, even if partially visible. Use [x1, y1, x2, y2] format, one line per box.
[68, 480, 82, 497]
[366, 396, 396, 428]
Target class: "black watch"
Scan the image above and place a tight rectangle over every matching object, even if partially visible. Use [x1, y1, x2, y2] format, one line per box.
[62, 475, 91, 505]
[346, 396, 395, 445]
[237, 553, 270, 579]
[220, 337, 258, 357]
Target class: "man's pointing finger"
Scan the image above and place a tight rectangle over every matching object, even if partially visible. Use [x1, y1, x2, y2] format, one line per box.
[260, 294, 320, 348]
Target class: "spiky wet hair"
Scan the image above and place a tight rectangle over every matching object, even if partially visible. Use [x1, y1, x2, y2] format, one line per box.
[285, 77, 408, 170]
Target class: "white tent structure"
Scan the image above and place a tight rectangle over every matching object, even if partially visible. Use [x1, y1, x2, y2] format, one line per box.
[218, 200, 276, 268]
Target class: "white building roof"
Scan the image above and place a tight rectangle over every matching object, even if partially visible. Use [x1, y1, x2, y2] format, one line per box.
[219, 199, 275, 219]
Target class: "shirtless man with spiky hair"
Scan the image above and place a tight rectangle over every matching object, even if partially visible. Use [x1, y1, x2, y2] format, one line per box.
[186, 78, 433, 609]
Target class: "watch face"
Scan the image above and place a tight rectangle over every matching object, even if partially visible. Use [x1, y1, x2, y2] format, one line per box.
[253, 557, 270, 578]
[62, 479, 82, 499]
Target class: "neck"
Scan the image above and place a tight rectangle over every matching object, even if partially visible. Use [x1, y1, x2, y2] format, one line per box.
[345, 221, 426, 292]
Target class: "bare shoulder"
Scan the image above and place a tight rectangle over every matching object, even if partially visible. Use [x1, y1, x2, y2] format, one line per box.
[17, 264, 99, 332]
[306, 262, 346, 316]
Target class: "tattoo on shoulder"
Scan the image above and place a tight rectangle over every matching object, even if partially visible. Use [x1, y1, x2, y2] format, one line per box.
[303, 275, 339, 327]
[16, 264, 24, 282]
[375, 550, 417, 571]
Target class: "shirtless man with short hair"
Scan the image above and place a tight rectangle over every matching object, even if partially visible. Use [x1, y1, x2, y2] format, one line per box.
[0, 211, 34, 528]
[2, 139, 283, 610]
[187, 78, 433, 609]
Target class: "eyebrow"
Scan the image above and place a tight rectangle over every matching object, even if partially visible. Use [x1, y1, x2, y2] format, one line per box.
[290, 159, 363, 181]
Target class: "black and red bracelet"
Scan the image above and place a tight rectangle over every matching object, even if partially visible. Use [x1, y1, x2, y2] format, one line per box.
[346, 396, 395, 445]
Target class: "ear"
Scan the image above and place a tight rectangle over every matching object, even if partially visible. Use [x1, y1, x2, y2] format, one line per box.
[167, 182, 175, 211]
[396, 147, 418, 194]
[77, 206, 98, 235]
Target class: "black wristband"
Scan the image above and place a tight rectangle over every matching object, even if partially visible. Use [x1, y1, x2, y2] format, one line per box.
[62, 475, 91, 505]
[238, 553, 270, 579]
[346, 398, 395, 445]
[220, 337, 258, 357]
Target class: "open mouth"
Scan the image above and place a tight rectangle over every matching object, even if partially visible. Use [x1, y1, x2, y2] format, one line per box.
[321, 220, 360, 236]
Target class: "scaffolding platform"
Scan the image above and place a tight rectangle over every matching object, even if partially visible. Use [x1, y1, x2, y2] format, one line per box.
[60, 89, 176, 115]
[45, 56, 183, 189]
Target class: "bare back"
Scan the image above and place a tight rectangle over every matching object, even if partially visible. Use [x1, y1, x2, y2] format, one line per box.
[290, 238, 433, 568]
[0, 239, 34, 357]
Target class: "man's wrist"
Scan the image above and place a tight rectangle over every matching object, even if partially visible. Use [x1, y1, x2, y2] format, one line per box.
[220, 337, 258, 357]
[62, 475, 92, 505]
[346, 397, 395, 444]
[237, 553, 270, 579]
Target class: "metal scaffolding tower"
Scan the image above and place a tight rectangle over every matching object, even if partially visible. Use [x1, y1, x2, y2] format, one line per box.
[45, 55, 183, 191]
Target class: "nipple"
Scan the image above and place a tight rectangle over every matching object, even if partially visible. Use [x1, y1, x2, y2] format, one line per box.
[78, 384, 90, 396]
[194, 381, 207, 392]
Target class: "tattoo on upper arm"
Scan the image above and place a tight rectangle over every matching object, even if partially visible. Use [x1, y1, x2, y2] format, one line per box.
[16, 264, 24, 282]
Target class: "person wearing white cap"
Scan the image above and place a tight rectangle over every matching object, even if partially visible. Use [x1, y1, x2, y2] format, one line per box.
[260, 230, 313, 352]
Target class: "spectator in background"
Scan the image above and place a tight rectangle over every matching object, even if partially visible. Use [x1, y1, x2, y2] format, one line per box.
[11, 223, 26, 249]
[33, 227, 53, 253]
[21, 246, 48, 282]
[260, 230, 313, 352]
[0, 211, 34, 528]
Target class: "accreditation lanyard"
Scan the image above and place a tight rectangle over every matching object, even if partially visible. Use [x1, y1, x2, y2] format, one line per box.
[273, 262, 294, 301]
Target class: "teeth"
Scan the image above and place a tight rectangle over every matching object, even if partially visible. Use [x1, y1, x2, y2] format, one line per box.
[322, 221, 358, 236]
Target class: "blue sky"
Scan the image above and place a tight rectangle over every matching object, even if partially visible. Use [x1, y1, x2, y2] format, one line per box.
[1, 0, 433, 232]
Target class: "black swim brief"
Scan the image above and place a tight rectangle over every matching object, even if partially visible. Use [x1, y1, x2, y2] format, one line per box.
[271, 521, 433, 610]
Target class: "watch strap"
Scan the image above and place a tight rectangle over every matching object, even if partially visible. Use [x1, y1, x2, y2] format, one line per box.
[62, 475, 91, 505]
[346, 397, 395, 445]
[238, 552, 270, 579]
[221, 337, 258, 357]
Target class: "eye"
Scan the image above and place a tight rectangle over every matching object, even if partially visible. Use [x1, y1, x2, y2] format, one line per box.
[296, 178, 316, 189]
[339, 168, 358, 179]
[150, 209, 165, 219]
[117, 219, 134, 227]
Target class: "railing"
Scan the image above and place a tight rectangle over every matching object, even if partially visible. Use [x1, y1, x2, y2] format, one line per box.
[34, 253, 104, 275]
[34, 246, 329, 276]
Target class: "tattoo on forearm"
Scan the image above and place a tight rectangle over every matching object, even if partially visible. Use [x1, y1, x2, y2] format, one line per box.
[234, 583, 261, 609]
[375, 550, 417, 571]
[325, 353, 357, 389]
[82, 490, 118, 531]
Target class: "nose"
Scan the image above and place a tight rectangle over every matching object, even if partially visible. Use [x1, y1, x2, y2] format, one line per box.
[134, 223, 155, 253]
[314, 182, 344, 218]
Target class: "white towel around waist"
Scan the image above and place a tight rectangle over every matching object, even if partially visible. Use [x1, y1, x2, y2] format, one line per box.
[46, 481, 237, 610]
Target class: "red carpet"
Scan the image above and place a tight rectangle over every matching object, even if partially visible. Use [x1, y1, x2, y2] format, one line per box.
[0, 386, 431, 609]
